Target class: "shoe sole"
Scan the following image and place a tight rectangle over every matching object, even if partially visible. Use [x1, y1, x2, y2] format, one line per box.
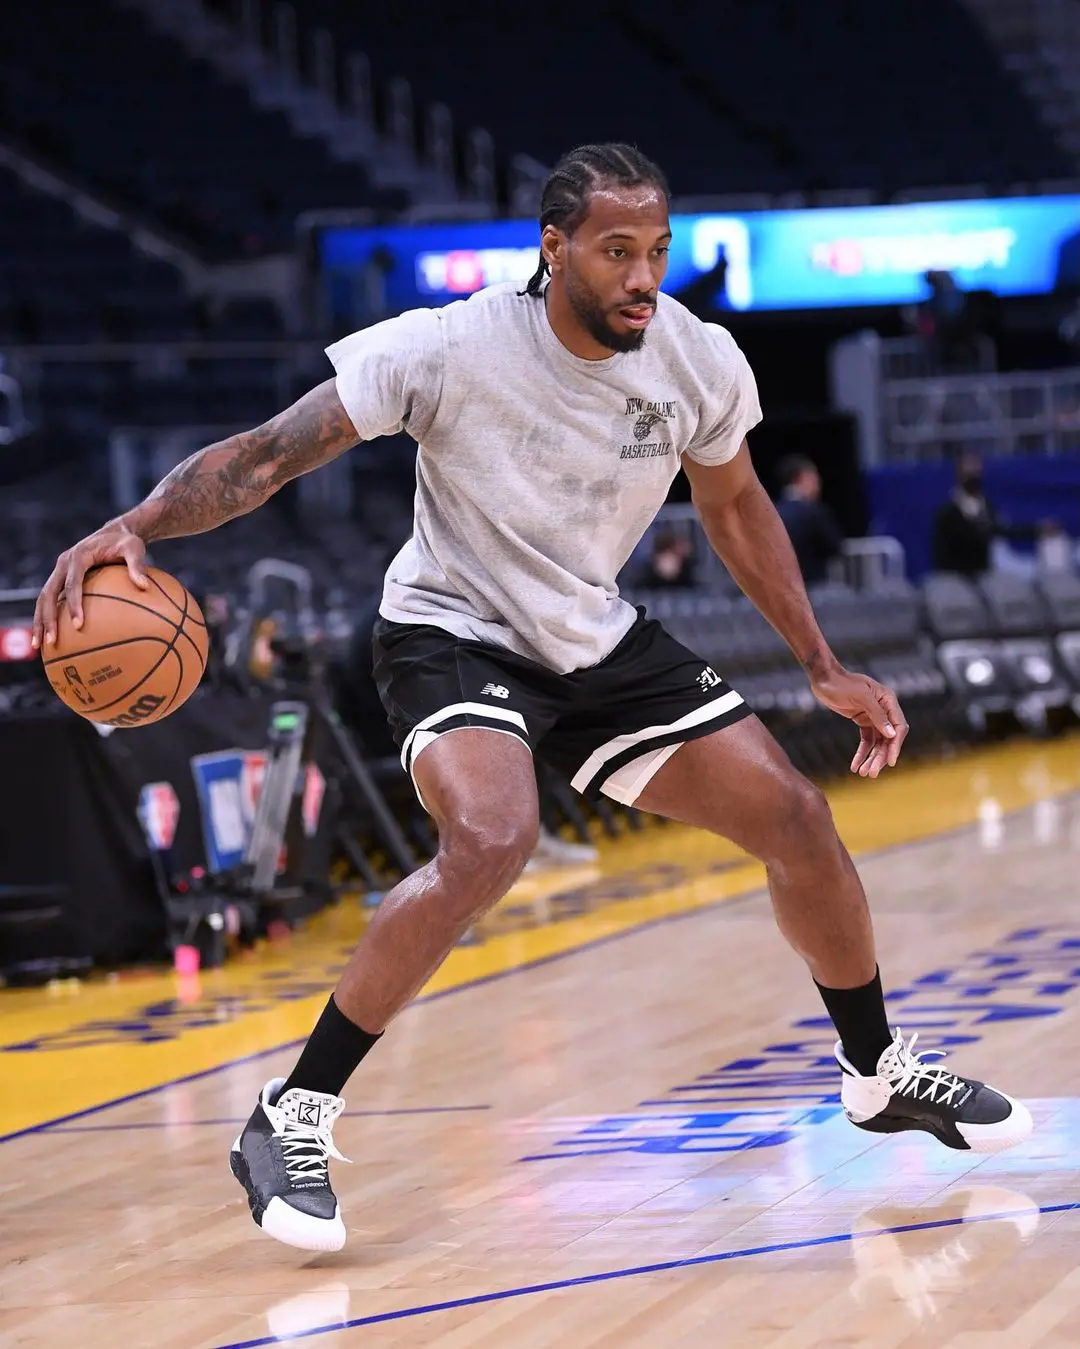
[847, 1093, 1034, 1155]
[230, 1137, 347, 1253]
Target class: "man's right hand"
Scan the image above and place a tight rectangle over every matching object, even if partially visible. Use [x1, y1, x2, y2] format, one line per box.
[33, 523, 150, 650]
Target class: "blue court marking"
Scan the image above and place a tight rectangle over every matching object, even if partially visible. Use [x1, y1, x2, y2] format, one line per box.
[209, 1201, 1080, 1348]
[2, 797, 1068, 1148]
[45, 1105, 492, 1133]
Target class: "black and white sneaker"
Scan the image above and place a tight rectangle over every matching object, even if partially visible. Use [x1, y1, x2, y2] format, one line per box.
[230, 1077, 349, 1251]
[836, 1029, 1033, 1154]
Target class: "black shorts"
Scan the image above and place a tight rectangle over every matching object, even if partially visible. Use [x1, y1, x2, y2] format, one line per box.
[371, 609, 752, 807]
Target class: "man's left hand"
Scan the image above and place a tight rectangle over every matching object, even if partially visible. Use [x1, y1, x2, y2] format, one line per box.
[809, 665, 909, 779]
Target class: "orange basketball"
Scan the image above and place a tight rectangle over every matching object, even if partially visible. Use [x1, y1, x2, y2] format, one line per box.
[43, 564, 209, 726]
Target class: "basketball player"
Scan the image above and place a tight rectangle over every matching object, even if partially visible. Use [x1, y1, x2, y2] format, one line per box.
[34, 144, 1032, 1253]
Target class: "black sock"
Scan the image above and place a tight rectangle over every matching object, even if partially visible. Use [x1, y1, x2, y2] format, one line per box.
[815, 967, 893, 1076]
[278, 996, 382, 1099]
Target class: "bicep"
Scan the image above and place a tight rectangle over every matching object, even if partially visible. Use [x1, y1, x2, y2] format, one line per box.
[260, 379, 361, 489]
[682, 441, 760, 513]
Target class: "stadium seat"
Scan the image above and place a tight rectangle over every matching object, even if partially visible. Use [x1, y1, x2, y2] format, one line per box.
[922, 574, 993, 643]
[978, 574, 1052, 638]
[1038, 572, 1080, 633]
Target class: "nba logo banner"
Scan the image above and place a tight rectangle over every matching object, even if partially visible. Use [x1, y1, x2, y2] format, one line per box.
[190, 750, 247, 873]
[138, 782, 180, 853]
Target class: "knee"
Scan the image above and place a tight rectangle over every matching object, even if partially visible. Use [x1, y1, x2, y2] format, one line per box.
[440, 808, 539, 898]
[763, 773, 837, 866]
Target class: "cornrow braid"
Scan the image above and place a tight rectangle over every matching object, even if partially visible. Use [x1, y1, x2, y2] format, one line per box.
[519, 142, 671, 297]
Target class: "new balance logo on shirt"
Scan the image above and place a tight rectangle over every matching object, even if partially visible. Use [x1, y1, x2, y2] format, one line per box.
[481, 683, 510, 699]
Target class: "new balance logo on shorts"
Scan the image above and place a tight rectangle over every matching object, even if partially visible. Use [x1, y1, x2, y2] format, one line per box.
[697, 667, 722, 692]
[481, 683, 510, 699]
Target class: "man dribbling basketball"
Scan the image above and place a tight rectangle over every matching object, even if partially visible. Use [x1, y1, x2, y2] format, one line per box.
[35, 143, 1032, 1254]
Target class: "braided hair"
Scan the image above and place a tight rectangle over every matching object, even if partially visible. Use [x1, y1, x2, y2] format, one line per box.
[519, 143, 670, 298]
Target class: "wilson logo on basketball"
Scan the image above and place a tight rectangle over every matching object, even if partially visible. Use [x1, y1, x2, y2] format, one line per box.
[106, 693, 167, 727]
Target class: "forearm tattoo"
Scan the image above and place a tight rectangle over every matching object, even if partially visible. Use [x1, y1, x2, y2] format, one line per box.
[126, 380, 359, 540]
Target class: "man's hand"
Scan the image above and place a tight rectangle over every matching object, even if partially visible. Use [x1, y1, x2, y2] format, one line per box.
[809, 663, 909, 779]
[33, 523, 148, 649]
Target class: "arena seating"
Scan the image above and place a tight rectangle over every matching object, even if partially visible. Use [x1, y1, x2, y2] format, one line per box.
[289, 0, 1069, 197]
[0, 0, 398, 260]
[0, 166, 194, 347]
[924, 570, 1077, 734]
[616, 0, 1069, 195]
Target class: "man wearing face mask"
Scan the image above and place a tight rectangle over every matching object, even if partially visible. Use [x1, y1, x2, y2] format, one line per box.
[931, 453, 1037, 577]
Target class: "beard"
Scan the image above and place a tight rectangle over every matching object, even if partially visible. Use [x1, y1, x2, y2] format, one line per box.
[565, 270, 649, 354]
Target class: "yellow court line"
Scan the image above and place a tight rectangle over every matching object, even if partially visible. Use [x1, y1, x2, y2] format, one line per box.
[2, 735, 1079, 1138]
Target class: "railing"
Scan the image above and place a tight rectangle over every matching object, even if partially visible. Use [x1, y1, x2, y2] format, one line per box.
[882, 367, 1080, 461]
[830, 329, 1080, 464]
[214, 0, 487, 200]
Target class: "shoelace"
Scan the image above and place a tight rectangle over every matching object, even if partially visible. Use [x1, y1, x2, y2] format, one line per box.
[885, 1032, 971, 1109]
[278, 1117, 349, 1182]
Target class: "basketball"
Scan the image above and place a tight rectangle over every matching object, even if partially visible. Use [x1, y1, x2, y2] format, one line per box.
[42, 564, 208, 726]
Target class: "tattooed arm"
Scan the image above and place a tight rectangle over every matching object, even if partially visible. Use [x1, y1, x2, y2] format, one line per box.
[33, 380, 359, 647]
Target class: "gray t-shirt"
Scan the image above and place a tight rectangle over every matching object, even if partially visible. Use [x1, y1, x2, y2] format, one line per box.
[326, 283, 762, 675]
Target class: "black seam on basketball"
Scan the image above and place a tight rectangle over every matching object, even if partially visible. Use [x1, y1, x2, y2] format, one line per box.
[146, 571, 207, 628]
[173, 585, 207, 674]
[175, 622, 207, 673]
[43, 634, 171, 665]
[142, 572, 184, 619]
[161, 647, 185, 716]
[64, 590, 189, 623]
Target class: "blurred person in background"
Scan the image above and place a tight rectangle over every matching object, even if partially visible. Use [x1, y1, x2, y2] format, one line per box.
[1036, 519, 1077, 576]
[774, 455, 844, 585]
[671, 245, 729, 321]
[917, 270, 983, 372]
[932, 453, 1048, 578]
[640, 528, 696, 588]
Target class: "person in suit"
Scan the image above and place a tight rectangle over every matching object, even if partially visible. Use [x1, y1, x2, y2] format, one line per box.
[774, 455, 844, 585]
[931, 453, 1038, 578]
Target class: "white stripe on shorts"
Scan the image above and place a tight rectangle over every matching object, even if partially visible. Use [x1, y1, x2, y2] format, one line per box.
[405, 724, 532, 813]
[569, 688, 745, 797]
[400, 700, 529, 773]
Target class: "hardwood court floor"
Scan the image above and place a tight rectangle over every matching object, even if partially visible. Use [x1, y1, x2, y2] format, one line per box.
[3, 736, 1080, 1347]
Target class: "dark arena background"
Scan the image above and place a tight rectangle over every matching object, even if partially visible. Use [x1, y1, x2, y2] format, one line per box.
[4, 2, 1080, 1345]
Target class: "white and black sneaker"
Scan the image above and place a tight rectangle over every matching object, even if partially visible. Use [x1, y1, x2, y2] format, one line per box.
[230, 1077, 349, 1252]
[836, 1029, 1033, 1154]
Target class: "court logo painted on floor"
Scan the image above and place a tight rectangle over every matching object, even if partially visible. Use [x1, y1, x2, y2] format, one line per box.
[518, 926, 1080, 1160]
